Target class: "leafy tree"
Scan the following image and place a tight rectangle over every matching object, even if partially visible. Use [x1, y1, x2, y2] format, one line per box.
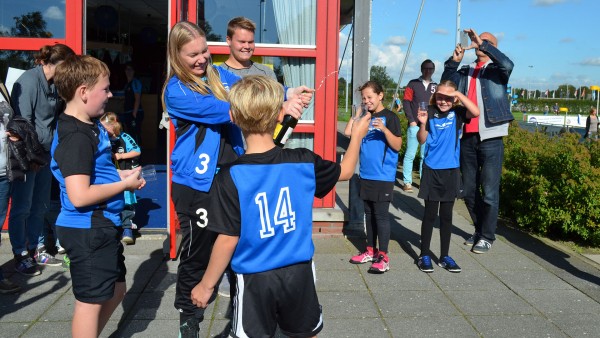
[10, 11, 52, 38]
[369, 65, 396, 90]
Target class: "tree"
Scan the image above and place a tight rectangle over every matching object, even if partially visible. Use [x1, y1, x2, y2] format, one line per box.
[369, 65, 395, 90]
[10, 11, 52, 38]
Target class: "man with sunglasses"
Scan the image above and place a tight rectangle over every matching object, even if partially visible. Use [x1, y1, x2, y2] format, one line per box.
[441, 29, 514, 254]
[401, 59, 437, 193]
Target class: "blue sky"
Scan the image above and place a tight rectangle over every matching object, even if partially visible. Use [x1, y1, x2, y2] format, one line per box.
[339, 0, 600, 91]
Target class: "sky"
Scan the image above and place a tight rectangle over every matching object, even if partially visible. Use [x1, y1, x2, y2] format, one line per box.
[339, 0, 600, 92]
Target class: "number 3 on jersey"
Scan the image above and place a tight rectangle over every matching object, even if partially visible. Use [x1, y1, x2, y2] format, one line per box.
[195, 153, 210, 174]
[255, 187, 296, 239]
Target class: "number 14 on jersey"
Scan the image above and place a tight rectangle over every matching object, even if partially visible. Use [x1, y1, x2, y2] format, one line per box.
[255, 187, 296, 239]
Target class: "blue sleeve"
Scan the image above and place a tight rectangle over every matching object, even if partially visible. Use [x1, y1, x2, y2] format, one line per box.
[132, 79, 143, 94]
[121, 133, 140, 152]
[165, 77, 232, 125]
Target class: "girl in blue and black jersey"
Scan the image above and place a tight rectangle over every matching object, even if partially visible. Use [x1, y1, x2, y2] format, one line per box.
[415, 80, 479, 274]
[161, 21, 312, 338]
[346, 81, 402, 274]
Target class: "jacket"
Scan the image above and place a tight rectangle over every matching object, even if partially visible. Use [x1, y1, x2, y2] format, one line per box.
[6, 116, 48, 182]
[441, 40, 514, 126]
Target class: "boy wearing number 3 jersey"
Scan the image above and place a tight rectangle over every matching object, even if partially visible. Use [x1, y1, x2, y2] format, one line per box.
[190, 75, 370, 338]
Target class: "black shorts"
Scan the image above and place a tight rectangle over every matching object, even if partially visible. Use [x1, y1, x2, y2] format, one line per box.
[56, 225, 126, 303]
[359, 178, 394, 202]
[231, 261, 323, 338]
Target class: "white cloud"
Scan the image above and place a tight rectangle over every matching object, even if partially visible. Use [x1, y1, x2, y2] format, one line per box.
[516, 34, 528, 41]
[44, 6, 64, 20]
[580, 58, 600, 66]
[533, 0, 567, 6]
[385, 36, 407, 46]
[0, 25, 10, 35]
[559, 37, 574, 43]
[433, 29, 448, 35]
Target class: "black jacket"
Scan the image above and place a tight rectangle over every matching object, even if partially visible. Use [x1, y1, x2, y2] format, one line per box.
[6, 116, 48, 182]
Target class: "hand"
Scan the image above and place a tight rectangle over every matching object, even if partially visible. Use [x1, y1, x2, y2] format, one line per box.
[287, 86, 315, 107]
[121, 167, 145, 191]
[416, 110, 428, 125]
[452, 44, 465, 62]
[463, 28, 483, 49]
[371, 117, 387, 132]
[191, 282, 214, 309]
[281, 98, 304, 120]
[350, 111, 371, 139]
[6, 131, 19, 142]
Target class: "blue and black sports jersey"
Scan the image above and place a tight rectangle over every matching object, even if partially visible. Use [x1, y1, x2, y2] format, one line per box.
[208, 147, 340, 274]
[423, 105, 469, 169]
[51, 114, 124, 229]
[359, 108, 402, 182]
[110, 132, 140, 205]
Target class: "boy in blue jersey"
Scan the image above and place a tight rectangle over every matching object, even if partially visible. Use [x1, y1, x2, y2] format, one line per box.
[51, 55, 146, 337]
[190, 75, 370, 337]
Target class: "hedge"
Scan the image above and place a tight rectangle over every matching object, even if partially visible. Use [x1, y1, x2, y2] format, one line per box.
[501, 122, 600, 245]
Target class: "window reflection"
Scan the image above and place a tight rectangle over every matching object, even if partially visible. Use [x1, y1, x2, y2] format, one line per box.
[198, 0, 316, 45]
[0, 0, 66, 38]
[0, 51, 35, 84]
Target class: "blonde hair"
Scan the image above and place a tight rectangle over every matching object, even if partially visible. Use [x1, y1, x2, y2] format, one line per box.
[55, 55, 110, 102]
[99, 112, 122, 135]
[161, 21, 228, 110]
[228, 75, 283, 134]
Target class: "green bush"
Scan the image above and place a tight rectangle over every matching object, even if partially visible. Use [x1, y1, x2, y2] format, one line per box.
[501, 123, 600, 245]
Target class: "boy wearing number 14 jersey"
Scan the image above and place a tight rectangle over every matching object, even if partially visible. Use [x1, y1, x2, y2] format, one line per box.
[190, 75, 370, 337]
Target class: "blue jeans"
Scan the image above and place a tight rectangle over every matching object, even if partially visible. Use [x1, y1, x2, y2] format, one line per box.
[403, 125, 423, 184]
[8, 165, 52, 255]
[0, 175, 10, 270]
[460, 134, 504, 242]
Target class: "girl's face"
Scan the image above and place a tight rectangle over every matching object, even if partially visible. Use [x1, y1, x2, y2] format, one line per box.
[434, 85, 457, 113]
[179, 36, 211, 77]
[361, 87, 384, 112]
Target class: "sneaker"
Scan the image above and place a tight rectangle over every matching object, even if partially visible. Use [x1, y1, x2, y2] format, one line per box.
[56, 245, 66, 255]
[349, 247, 377, 264]
[401, 183, 414, 193]
[15, 252, 41, 276]
[0, 278, 21, 294]
[472, 239, 492, 254]
[368, 252, 390, 274]
[438, 256, 462, 273]
[464, 234, 477, 246]
[417, 255, 434, 273]
[36, 250, 63, 266]
[122, 228, 135, 245]
[62, 255, 71, 269]
[217, 273, 231, 298]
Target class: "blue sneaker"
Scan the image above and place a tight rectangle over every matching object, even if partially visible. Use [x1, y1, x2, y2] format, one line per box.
[15, 252, 41, 276]
[438, 256, 462, 273]
[122, 228, 134, 245]
[417, 255, 434, 273]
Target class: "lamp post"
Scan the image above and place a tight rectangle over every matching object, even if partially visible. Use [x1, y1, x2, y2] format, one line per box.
[591, 85, 600, 113]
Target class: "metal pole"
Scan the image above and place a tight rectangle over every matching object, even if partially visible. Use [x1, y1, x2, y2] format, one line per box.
[456, 0, 461, 46]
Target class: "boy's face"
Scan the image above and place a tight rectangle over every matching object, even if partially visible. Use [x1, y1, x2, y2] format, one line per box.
[85, 75, 112, 118]
[227, 28, 255, 64]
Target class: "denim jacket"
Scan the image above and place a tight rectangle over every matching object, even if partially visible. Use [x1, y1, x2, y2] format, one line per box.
[441, 40, 514, 126]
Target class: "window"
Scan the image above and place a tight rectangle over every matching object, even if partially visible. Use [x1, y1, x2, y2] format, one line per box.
[0, 51, 35, 84]
[198, 0, 316, 45]
[0, 1, 66, 39]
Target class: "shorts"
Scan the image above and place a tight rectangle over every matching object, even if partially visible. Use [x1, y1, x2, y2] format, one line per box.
[56, 225, 126, 303]
[359, 178, 394, 202]
[418, 164, 462, 202]
[231, 261, 323, 338]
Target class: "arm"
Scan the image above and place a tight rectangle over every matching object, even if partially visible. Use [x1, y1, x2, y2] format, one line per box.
[115, 133, 141, 161]
[191, 234, 239, 308]
[65, 167, 144, 208]
[115, 150, 141, 161]
[132, 79, 142, 119]
[402, 85, 416, 125]
[343, 117, 355, 137]
[10, 74, 35, 120]
[339, 112, 371, 180]
[416, 111, 428, 144]
[454, 92, 480, 118]
[478, 40, 514, 83]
